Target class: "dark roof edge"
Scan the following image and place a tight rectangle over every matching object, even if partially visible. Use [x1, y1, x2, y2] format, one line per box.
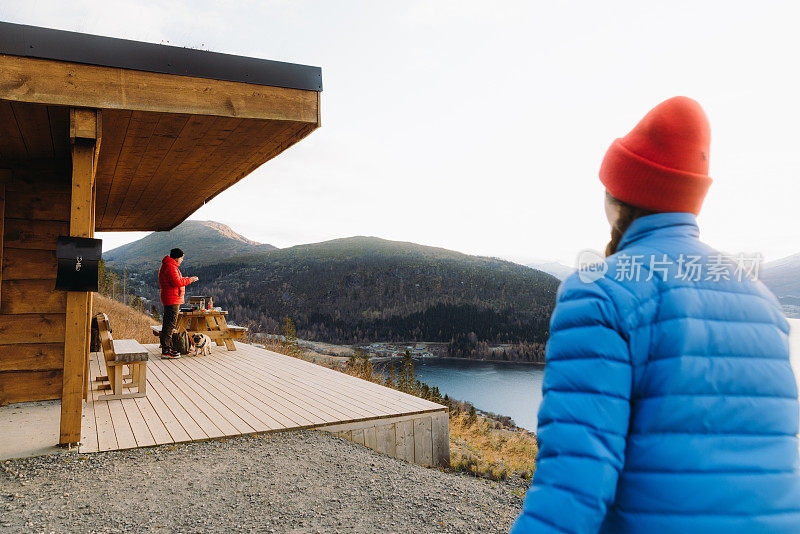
[0, 20, 322, 92]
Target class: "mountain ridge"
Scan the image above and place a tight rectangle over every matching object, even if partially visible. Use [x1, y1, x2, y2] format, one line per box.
[526, 261, 574, 281]
[761, 253, 800, 317]
[104, 220, 276, 269]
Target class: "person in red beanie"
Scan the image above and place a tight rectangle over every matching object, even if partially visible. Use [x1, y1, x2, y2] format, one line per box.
[511, 97, 800, 533]
[158, 248, 198, 359]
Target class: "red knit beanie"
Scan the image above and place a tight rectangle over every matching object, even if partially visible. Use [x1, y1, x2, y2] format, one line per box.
[599, 96, 712, 215]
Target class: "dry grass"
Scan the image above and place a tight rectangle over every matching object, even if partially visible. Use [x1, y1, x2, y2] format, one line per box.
[93, 294, 159, 344]
[448, 411, 537, 481]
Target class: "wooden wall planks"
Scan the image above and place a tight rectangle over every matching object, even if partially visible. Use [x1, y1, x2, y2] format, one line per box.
[0, 151, 71, 405]
[323, 410, 450, 468]
[4, 219, 69, 250]
[4, 186, 70, 221]
[0, 369, 62, 405]
[0, 181, 4, 310]
[0, 343, 63, 372]
[1, 249, 58, 280]
[0, 279, 66, 314]
[431, 412, 450, 467]
[413, 416, 434, 466]
[0, 314, 66, 344]
[395, 418, 415, 463]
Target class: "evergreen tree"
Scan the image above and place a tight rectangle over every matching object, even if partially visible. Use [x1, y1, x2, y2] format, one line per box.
[468, 404, 477, 425]
[281, 316, 297, 342]
[129, 295, 144, 313]
[122, 267, 128, 305]
[98, 258, 107, 293]
[280, 316, 300, 357]
[399, 349, 415, 394]
[384, 364, 397, 389]
[356, 348, 373, 380]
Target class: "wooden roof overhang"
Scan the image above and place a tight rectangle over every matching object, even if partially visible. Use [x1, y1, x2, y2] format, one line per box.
[0, 21, 321, 231]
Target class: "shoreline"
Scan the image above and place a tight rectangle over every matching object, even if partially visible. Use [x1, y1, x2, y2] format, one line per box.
[369, 354, 542, 432]
[371, 355, 546, 367]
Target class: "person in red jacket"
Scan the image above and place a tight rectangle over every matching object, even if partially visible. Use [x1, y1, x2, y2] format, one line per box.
[158, 248, 198, 359]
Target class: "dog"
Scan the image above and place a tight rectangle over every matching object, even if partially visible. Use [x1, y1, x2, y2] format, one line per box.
[190, 333, 213, 356]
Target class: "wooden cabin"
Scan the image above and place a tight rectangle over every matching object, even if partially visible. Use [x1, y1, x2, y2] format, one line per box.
[0, 22, 321, 445]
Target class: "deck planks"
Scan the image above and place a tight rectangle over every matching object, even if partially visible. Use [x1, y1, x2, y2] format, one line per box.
[169, 355, 274, 433]
[213, 353, 366, 422]
[79, 342, 447, 454]
[89, 357, 118, 452]
[236, 343, 441, 412]
[225, 348, 407, 419]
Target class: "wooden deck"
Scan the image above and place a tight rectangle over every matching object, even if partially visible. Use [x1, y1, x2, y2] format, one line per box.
[80, 342, 448, 464]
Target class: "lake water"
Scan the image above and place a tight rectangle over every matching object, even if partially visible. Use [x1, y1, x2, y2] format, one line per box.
[382, 319, 800, 433]
[385, 358, 545, 431]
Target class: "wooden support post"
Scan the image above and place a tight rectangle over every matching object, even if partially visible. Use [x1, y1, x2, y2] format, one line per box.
[83, 178, 97, 401]
[59, 108, 99, 445]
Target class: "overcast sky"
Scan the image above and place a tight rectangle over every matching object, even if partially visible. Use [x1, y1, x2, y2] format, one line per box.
[4, 1, 799, 266]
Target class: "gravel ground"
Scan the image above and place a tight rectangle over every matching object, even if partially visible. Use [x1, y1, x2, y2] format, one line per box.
[0, 430, 525, 533]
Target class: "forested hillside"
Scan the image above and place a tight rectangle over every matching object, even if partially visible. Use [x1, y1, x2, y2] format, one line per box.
[104, 227, 560, 358]
[188, 236, 558, 345]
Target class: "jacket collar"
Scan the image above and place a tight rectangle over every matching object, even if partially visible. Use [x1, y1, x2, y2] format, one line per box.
[617, 212, 699, 251]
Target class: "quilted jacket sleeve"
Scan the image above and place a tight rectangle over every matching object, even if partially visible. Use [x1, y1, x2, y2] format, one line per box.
[166, 264, 193, 288]
[511, 275, 633, 534]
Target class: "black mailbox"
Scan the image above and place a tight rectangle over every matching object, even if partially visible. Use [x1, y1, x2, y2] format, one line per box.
[55, 236, 102, 292]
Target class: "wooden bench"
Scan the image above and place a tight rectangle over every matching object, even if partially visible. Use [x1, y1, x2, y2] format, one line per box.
[95, 313, 148, 400]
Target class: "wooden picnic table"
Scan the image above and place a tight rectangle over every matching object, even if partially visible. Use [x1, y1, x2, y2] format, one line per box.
[178, 309, 246, 351]
[151, 309, 247, 351]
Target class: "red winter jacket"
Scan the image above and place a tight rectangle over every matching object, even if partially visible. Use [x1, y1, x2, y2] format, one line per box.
[158, 256, 194, 305]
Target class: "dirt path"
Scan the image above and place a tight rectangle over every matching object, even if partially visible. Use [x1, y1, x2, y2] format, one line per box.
[1, 430, 524, 533]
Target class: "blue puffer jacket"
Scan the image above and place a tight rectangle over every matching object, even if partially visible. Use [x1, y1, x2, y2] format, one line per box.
[512, 212, 800, 533]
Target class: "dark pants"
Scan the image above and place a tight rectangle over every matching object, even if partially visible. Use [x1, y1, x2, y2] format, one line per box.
[160, 304, 179, 351]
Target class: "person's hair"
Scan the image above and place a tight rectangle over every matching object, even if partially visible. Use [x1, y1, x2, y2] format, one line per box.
[605, 192, 656, 257]
[169, 248, 184, 260]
